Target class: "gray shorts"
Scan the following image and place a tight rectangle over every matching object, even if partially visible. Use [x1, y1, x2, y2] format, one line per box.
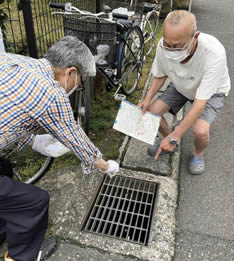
[159, 83, 226, 124]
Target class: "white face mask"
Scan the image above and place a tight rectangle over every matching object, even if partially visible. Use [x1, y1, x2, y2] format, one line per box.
[161, 35, 195, 63]
[65, 73, 78, 97]
[163, 48, 190, 62]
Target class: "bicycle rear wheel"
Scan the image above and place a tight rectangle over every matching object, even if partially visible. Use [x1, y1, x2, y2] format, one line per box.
[119, 26, 144, 96]
[70, 77, 91, 136]
[0, 144, 53, 184]
[143, 10, 159, 58]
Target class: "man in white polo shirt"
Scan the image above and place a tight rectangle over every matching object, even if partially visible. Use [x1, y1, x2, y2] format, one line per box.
[139, 10, 231, 175]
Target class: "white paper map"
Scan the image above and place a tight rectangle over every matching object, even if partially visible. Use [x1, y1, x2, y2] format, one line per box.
[113, 100, 161, 145]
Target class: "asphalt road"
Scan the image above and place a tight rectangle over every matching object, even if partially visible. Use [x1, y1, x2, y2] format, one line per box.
[174, 0, 234, 260]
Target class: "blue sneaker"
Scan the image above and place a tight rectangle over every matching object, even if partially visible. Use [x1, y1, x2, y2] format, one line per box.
[189, 155, 205, 175]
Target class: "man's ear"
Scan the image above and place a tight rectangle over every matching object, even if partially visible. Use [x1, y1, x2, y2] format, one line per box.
[66, 66, 77, 76]
[195, 31, 200, 40]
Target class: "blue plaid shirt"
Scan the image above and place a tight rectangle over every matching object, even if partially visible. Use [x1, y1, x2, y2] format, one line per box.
[0, 53, 102, 174]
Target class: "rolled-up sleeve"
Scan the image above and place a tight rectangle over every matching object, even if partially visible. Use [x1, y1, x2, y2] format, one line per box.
[36, 94, 102, 175]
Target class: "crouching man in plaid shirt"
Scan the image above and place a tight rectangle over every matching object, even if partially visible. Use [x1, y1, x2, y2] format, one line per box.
[0, 36, 119, 261]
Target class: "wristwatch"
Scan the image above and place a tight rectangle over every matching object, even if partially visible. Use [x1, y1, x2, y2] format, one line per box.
[168, 135, 178, 146]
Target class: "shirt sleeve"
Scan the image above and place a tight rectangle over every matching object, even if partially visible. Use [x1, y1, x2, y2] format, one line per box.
[36, 94, 103, 175]
[195, 57, 226, 100]
[17, 134, 35, 151]
[151, 40, 167, 78]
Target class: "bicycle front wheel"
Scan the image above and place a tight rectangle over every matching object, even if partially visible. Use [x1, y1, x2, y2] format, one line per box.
[119, 26, 144, 96]
[0, 145, 53, 184]
[70, 77, 91, 136]
[143, 10, 159, 58]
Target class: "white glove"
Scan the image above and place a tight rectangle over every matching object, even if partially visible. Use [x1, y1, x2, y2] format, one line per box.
[32, 134, 70, 158]
[103, 160, 119, 178]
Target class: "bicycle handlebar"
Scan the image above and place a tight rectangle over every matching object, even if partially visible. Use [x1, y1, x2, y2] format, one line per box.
[49, 2, 128, 28]
[49, 2, 106, 17]
[49, 2, 135, 21]
[49, 2, 69, 11]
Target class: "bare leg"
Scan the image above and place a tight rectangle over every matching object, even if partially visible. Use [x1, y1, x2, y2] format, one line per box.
[192, 119, 210, 156]
[159, 116, 171, 137]
[149, 99, 171, 137]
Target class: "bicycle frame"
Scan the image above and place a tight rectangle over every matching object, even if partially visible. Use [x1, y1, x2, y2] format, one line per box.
[97, 28, 142, 90]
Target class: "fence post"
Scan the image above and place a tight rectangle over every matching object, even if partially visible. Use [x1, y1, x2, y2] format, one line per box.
[0, 27, 5, 53]
[21, 0, 38, 58]
[96, 0, 101, 13]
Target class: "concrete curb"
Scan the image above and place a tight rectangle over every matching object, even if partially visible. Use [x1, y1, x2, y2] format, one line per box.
[116, 71, 183, 260]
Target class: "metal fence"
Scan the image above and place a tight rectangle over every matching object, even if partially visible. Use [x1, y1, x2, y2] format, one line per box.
[1, 0, 97, 58]
[1, 0, 170, 58]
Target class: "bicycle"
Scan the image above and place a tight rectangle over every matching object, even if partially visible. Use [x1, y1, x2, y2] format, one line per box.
[140, 0, 162, 58]
[126, 0, 162, 58]
[49, 1, 144, 97]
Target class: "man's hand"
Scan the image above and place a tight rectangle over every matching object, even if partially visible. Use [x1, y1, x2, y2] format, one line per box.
[155, 136, 178, 159]
[138, 99, 151, 115]
[103, 160, 119, 178]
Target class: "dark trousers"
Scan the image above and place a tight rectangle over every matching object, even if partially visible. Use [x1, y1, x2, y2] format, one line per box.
[0, 175, 49, 261]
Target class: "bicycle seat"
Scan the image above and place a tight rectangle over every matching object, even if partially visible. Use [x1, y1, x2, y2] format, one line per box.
[117, 19, 133, 31]
[144, 2, 155, 12]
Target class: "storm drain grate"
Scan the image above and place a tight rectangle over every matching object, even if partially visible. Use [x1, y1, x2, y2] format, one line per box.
[83, 175, 159, 245]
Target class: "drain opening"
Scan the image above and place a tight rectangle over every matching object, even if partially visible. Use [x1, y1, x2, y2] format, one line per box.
[82, 175, 159, 246]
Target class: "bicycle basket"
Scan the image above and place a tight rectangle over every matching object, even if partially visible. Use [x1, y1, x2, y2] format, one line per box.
[63, 15, 117, 67]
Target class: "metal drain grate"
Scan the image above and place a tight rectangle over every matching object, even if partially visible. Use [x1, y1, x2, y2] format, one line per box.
[83, 175, 159, 245]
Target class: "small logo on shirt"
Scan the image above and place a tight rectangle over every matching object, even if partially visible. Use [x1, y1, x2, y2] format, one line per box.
[183, 76, 195, 81]
[169, 71, 195, 81]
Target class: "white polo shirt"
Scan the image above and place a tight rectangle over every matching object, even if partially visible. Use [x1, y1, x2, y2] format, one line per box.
[151, 33, 231, 100]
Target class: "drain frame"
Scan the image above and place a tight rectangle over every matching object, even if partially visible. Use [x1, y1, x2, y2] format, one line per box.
[82, 175, 159, 246]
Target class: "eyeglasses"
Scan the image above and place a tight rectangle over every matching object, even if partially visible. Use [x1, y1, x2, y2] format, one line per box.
[160, 33, 196, 52]
[71, 66, 87, 87]
[79, 74, 86, 86]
